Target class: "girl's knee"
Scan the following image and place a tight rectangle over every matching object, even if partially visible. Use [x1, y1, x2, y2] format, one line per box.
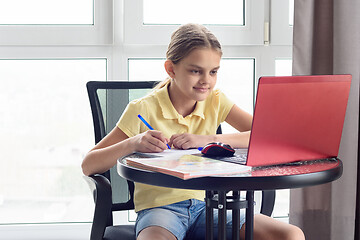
[285, 224, 305, 240]
[137, 226, 177, 240]
[252, 214, 305, 240]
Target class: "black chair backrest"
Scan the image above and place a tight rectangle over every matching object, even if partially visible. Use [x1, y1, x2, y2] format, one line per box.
[86, 81, 160, 212]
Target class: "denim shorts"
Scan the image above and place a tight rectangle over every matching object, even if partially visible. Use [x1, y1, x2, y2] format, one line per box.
[135, 199, 246, 240]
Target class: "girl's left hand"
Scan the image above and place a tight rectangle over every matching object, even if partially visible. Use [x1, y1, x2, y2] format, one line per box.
[169, 133, 214, 150]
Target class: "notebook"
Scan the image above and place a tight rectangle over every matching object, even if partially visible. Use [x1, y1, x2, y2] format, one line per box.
[233, 74, 351, 167]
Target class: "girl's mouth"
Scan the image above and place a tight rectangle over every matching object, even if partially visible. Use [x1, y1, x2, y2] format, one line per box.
[194, 87, 209, 93]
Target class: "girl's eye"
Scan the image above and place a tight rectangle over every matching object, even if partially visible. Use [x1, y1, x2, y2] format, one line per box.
[191, 70, 200, 74]
[210, 70, 218, 75]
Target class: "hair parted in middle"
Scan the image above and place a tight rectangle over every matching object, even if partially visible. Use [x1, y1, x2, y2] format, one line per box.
[166, 23, 223, 64]
[154, 23, 222, 89]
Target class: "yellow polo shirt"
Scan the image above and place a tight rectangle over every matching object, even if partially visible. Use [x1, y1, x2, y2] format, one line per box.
[117, 83, 234, 212]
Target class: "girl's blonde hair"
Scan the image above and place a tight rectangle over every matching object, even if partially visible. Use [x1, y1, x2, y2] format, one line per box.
[155, 23, 222, 89]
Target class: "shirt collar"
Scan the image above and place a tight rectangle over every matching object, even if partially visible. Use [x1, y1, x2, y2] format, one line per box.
[156, 83, 206, 120]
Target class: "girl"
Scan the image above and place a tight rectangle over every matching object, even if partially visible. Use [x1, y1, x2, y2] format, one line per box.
[82, 23, 305, 240]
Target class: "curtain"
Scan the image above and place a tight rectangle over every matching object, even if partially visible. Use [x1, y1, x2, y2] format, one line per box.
[290, 0, 360, 239]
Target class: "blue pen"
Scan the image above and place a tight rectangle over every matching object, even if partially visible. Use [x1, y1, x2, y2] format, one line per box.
[137, 114, 171, 149]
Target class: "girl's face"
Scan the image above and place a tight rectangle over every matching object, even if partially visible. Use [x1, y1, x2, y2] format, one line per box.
[169, 48, 221, 102]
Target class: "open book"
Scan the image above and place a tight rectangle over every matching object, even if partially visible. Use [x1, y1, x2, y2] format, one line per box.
[125, 149, 251, 180]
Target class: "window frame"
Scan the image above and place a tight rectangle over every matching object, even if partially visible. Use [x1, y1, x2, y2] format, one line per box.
[124, 0, 265, 45]
[0, 0, 113, 45]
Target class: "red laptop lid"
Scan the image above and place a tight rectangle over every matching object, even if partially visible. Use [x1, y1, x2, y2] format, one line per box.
[246, 75, 351, 167]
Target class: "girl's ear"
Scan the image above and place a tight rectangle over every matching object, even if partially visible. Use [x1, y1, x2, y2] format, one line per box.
[164, 60, 176, 79]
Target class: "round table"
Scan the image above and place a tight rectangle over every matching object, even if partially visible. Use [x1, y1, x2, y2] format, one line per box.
[118, 156, 342, 240]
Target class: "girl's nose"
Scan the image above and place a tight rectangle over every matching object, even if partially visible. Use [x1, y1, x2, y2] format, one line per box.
[200, 73, 210, 84]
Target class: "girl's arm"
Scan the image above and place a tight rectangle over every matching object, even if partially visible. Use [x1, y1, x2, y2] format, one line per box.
[213, 104, 252, 148]
[169, 104, 252, 149]
[81, 127, 170, 176]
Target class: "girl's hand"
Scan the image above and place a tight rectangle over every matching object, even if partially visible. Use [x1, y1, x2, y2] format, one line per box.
[169, 133, 214, 150]
[131, 130, 170, 153]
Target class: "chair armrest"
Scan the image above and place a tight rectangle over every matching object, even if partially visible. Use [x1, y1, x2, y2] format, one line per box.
[260, 190, 276, 217]
[83, 174, 113, 240]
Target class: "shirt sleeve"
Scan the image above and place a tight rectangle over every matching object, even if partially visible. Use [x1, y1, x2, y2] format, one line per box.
[117, 100, 147, 138]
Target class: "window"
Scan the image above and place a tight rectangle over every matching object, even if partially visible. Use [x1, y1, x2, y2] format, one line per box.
[0, 0, 293, 238]
[0, 59, 106, 224]
[124, 0, 264, 45]
[0, 0, 93, 25]
[0, 0, 112, 45]
[143, 0, 244, 25]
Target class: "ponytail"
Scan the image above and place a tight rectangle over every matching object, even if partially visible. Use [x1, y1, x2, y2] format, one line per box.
[154, 77, 171, 89]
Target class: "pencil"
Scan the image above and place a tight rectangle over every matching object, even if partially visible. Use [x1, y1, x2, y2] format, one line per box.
[137, 114, 171, 149]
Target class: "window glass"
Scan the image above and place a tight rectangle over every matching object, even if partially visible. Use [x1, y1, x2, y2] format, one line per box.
[217, 58, 254, 133]
[275, 59, 292, 76]
[0, 0, 93, 25]
[0, 59, 106, 224]
[143, 0, 244, 25]
[273, 189, 290, 220]
[270, 0, 293, 45]
[289, 0, 294, 26]
[128, 58, 168, 81]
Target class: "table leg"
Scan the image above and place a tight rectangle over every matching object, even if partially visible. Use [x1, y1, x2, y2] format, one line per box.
[232, 191, 240, 240]
[206, 191, 214, 240]
[218, 191, 227, 240]
[245, 191, 254, 240]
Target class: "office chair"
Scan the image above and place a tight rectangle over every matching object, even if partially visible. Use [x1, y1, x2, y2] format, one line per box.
[85, 81, 276, 240]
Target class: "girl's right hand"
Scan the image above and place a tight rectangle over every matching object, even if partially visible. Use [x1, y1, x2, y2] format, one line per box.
[131, 130, 170, 153]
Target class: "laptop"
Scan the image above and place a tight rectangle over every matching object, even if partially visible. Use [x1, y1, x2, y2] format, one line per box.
[229, 74, 351, 167]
